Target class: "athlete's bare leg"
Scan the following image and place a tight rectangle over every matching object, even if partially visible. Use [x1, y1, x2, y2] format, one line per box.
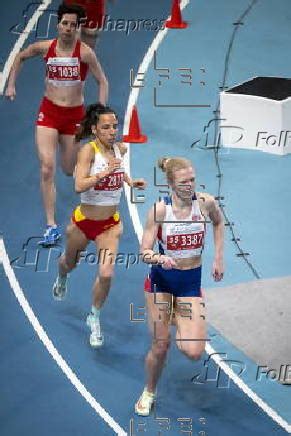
[36, 126, 58, 226]
[86, 220, 122, 347]
[175, 296, 206, 359]
[53, 221, 88, 300]
[58, 222, 89, 276]
[81, 28, 101, 49]
[92, 220, 123, 308]
[144, 292, 172, 393]
[135, 292, 172, 415]
[59, 134, 79, 176]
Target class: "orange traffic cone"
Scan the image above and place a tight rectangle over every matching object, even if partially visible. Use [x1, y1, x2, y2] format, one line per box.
[123, 105, 147, 143]
[166, 0, 188, 29]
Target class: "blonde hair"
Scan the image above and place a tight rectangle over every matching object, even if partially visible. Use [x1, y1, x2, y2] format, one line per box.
[157, 156, 193, 184]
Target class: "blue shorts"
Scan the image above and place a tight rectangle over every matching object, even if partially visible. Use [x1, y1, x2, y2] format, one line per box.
[145, 265, 202, 298]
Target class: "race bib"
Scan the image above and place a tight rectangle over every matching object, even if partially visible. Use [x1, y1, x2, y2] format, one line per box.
[46, 57, 80, 82]
[94, 171, 124, 191]
[166, 231, 204, 250]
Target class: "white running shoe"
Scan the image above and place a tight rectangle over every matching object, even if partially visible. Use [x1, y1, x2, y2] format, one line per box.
[52, 275, 67, 300]
[135, 388, 156, 416]
[86, 313, 104, 348]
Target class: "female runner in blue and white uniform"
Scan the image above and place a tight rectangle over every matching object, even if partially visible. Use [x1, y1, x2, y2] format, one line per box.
[135, 156, 224, 415]
[52, 103, 146, 347]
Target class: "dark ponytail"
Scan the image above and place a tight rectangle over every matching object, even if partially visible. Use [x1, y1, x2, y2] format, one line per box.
[76, 103, 117, 141]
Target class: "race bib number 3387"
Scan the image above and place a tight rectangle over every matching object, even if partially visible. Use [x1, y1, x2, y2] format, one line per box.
[166, 232, 204, 250]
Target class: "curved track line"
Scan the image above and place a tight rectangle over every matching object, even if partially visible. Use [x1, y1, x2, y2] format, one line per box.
[122, 0, 291, 432]
[0, 0, 53, 94]
[0, 2, 126, 434]
[0, 238, 127, 436]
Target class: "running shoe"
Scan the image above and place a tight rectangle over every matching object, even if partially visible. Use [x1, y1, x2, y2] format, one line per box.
[52, 275, 68, 300]
[86, 313, 104, 348]
[135, 388, 156, 416]
[38, 225, 61, 246]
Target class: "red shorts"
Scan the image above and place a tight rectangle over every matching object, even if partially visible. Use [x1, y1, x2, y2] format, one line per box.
[72, 206, 120, 240]
[36, 97, 85, 135]
[65, 0, 105, 29]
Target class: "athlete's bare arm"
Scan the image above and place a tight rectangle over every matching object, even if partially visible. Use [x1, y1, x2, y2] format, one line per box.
[117, 142, 127, 156]
[141, 202, 164, 256]
[141, 202, 177, 268]
[81, 43, 108, 105]
[5, 41, 51, 100]
[123, 173, 147, 188]
[200, 192, 224, 281]
[115, 142, 146, 188]
[75, 143, 112, 192]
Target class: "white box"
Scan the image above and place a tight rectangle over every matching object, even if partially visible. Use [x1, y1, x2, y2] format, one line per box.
[220, 77, 291, 155]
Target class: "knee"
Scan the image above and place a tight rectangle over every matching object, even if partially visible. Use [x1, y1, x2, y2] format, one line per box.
[40, 162, 54, 181]
[186, 348, 204, 361]
[177, 342, 205, 360]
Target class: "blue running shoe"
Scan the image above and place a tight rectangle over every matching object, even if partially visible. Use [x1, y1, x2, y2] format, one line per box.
[38, 225, 61, 246]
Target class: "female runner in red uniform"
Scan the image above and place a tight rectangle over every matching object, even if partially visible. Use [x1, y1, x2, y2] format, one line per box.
[5, 2, 108, 245]
[52, 103, 146, 347]
[135, 157, 224, 415]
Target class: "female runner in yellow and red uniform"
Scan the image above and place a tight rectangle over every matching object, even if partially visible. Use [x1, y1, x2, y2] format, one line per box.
[52, 103, 146, 348]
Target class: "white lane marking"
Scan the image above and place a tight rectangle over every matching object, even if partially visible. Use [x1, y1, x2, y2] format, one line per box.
[0, 2, 126, 433]
[0, 238, 127, 436]
[122, 0, 291, 432]
[0, 0, 52, 94]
